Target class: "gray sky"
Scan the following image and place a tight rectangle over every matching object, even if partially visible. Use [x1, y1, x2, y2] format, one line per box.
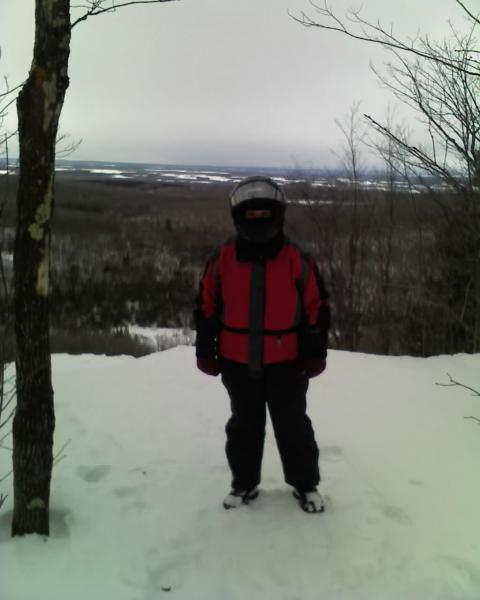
[0, 0, 467, 167]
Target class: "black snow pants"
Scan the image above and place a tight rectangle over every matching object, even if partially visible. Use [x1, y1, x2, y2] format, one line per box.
[220, 359, 320, 493]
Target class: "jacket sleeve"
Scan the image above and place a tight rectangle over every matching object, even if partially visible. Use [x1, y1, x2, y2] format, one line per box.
[193, 252, 222, 359]
[299, 257, 331, 359]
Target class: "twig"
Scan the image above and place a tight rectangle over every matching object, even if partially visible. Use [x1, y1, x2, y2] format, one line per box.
[0, 468, 12, 484]
[0, 406, 15, 430]
[435, 373, 480, 396]
[455, 0, 480, 27]
[0, 82, 23, 99]
[53, 438, 72, 466]
[0, 430, 12, 445]
[288, 0, 480, 77]
[56, 135, 83, 158]
[71, 0, 178, 28]
[464, 416, 480, 425]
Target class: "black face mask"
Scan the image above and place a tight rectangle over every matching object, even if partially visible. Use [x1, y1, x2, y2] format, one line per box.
[235, 216, 280, 244]
[233, 200, 285, 244]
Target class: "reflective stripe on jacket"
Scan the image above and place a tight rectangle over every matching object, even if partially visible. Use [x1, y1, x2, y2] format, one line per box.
[194, 237, 330, 372]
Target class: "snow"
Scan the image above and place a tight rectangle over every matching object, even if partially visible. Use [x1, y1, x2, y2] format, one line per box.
[88, 169, 130, 175]
[200, 175, 231, 182]
[155, 172, 233, 183]
[272, 177, 304, 184]
[201, 171, 230, 176]
[289, 199, 334, 206]
[147, 169, 190, 174]
[0, 251, 13, 266]
[128, 326, 195, 351]
[1, 348, 480, 599]
[158, 172, 197, 179]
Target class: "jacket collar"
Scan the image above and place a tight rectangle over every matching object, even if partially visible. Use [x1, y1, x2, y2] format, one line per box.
[235, 232, 285, 262]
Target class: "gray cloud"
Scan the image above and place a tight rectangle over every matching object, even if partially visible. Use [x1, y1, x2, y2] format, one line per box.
[1, 0, 460, 167]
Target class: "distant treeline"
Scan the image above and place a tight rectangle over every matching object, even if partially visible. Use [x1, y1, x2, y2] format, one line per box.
[1, 174, 478, 357]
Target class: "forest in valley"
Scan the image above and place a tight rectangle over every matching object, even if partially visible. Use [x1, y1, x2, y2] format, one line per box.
[1, 166, 476, 359]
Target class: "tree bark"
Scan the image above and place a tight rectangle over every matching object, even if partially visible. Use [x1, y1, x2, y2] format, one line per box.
[12, 0, 70, 537]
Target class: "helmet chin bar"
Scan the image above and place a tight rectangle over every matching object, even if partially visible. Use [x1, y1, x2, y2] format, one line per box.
[235, 218, 282, 244]
[231, 195, 286, 245]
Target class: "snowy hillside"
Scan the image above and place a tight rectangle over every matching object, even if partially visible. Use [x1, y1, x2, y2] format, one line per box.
[1, 348, 480, 600]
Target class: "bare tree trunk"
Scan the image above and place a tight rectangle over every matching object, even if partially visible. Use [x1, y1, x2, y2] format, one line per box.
[12, 0, 70, 537]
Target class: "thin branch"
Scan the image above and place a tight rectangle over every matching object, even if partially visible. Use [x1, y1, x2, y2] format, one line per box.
[0, 83, 23, 99]
[0, 131, 18, 147]
[364, 114, 466, 192]
[0, 406, 15, 430]
[0, 430, 12, 446]
[455, 0, 480, 26]
[0, 374, 15, 387]
[0, 468, 12, 484]
[0, 392, 15, 415]
[71, 0, 178, 28]
[56, 134, 82, 158]
[0, 91, 17, 117]
[435, 373, 480, 395]
[289, 1, 480, 77]
[53, 438, 72, 467]
[464, 416, 480, 424]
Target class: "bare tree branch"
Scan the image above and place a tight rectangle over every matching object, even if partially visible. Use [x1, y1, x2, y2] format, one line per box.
[0, 131, 17, 148]
[437, 374, 480, 425]
[436, 373, 480, 395]
[56, 134, 83, 158]
[72, 0, 178, 28]
[464, 416, 480, 424]
[455, 0, 480, 26]
[290, 0, 480, 76]
[364, 114, 466, 192]
[0, 83, 24, 99]
[53, 438, 72, 467]
[0, 469, 12, 484]
[0, 95, 19, 121]
[0, 407, 15, 431]
[0, 428, 12, 446]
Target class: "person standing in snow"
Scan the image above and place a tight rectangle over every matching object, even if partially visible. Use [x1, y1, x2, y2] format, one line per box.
[194, 176, 330, 513]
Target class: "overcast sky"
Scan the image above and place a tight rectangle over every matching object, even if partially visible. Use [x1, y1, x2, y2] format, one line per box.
[0, 0, 468, 168]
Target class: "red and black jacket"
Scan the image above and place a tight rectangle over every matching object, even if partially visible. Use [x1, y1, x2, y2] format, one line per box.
[194, 235, 330, 376]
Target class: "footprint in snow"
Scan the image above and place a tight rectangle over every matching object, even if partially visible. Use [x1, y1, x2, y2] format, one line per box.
[408, 479, 423, 486]
[124, 546, 201, 595]
[114, 487, 136, 498]
[321, 445, 343, 461]
[379, 504, 413, 526]
[77, 464, 112, 483]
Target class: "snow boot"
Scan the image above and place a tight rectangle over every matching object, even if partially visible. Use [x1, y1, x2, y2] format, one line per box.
[293, 488, 325, 513]
[223, 487, 259, 509]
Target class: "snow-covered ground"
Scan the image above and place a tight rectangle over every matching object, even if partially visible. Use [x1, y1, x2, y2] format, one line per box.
[128, 326, 195, 352]
[1, 348, 480, 600]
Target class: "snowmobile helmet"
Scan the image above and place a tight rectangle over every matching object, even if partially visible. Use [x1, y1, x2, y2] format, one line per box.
[230, 176, 287, 244]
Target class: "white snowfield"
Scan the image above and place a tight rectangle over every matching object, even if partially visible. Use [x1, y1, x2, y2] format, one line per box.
[1, 348, 480, 600]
